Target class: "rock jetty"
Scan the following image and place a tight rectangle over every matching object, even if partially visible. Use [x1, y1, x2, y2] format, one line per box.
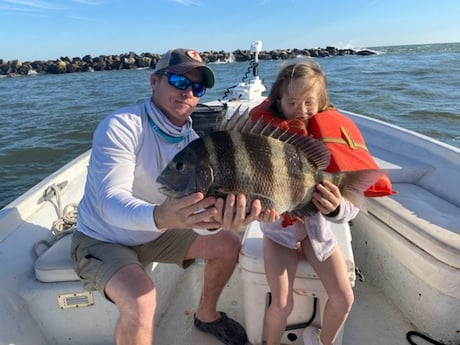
[0, 46, 376, 77]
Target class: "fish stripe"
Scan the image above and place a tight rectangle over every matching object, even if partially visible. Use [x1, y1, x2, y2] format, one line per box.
[222, 132, 239, 191]
[283, 143, 300, 210]
[270, 140, 294, 211]
[239, 132, 276, 208]
[206, 131, 237, 194]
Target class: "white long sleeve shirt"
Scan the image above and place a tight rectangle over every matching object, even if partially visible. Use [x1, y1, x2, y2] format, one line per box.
[76, 98, 198, 245]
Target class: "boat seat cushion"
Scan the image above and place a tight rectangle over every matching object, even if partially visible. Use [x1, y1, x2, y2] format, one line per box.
[34, 234, 80, 283]
[367, 183, 460, 269]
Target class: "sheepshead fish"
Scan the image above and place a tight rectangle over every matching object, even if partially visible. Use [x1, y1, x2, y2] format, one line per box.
[156, 109, 383, 216]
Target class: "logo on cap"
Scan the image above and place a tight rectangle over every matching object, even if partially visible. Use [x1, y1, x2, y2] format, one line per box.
[186, 50, 203, 63]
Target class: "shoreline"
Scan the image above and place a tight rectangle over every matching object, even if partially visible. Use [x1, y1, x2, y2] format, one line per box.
[0, 46, 376, 77]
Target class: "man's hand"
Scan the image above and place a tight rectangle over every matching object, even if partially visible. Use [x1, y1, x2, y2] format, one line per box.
[154, 192, 221, 230]
[154, 192, 281, 232]
[214, 194, 280, 230]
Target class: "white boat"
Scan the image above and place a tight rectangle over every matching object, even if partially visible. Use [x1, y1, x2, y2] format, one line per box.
[1, 42, 459, 345]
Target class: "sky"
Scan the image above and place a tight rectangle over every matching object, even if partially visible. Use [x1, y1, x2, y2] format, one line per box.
[1, 0, 459, 62]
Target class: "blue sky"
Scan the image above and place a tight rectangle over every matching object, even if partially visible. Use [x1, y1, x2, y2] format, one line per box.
[1, 0, 459, 62]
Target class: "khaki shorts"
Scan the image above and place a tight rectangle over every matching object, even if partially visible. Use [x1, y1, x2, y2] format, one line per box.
[71, 229, 198, 295]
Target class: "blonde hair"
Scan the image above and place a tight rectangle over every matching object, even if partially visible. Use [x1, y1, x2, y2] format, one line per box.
[268, 59, 333, 116]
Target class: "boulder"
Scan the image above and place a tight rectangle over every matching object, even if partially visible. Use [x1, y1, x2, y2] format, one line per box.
[0, 46, 376, 76]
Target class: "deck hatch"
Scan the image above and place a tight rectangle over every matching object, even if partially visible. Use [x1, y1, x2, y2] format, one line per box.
[58, 291, 94, 309]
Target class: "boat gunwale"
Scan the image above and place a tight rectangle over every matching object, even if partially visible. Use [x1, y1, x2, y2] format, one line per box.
[0, 149, 91, 242]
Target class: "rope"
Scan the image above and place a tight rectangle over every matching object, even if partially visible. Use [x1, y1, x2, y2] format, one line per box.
[33, 183, 77, 259]
[44, 183, 78, 240]
[406, 331, 446, 345]
[51, 202, 78, 240]
[219, 84, 237, 101]
[219, 54, 257, 101]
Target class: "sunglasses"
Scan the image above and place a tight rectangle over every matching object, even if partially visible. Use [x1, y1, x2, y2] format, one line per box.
[159, 71, 206, 97]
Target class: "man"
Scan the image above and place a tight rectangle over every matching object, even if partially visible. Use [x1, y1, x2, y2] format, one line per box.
[71, 48, 269, 345]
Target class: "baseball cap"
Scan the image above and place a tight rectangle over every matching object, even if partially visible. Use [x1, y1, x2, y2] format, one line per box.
[153, 48, 215, 88]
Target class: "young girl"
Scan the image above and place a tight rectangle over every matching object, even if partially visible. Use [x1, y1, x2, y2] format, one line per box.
[250, 60, 392, 345]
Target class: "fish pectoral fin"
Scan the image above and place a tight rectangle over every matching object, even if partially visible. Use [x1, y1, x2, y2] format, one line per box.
[248, 194, 281, 212]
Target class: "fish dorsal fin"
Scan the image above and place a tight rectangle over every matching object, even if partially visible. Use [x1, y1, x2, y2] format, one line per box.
[295, 135, 331, 170]
[216, 105, 251, 132]
[218, 106, 331, 170]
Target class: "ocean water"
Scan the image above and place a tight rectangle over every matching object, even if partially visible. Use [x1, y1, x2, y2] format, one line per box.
[1, 42, 459, 208]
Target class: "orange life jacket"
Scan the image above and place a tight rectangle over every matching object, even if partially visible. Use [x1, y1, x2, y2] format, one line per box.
[308, 109, 396, 197]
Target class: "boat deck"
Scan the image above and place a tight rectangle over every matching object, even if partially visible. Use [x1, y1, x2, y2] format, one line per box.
[154, 261, 415, 345]
[3, 104, 457, 344]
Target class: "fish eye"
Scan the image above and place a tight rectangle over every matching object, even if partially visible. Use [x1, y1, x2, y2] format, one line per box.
[175, 162, 184, 171]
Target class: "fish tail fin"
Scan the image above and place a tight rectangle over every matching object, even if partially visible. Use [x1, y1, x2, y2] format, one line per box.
[326, 169, 385, 208]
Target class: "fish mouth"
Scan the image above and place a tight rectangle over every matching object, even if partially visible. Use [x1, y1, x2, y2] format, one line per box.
[158, 186, 188, 198]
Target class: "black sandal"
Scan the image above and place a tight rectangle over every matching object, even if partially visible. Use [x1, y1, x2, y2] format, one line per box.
[194, 311, 248, 345]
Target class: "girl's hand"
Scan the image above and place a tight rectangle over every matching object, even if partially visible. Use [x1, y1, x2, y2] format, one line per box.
[311, 180, 341, 215]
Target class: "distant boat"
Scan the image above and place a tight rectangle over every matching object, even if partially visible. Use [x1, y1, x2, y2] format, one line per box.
[0, 41, 458, 345]
[356, 48, 381, 55]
